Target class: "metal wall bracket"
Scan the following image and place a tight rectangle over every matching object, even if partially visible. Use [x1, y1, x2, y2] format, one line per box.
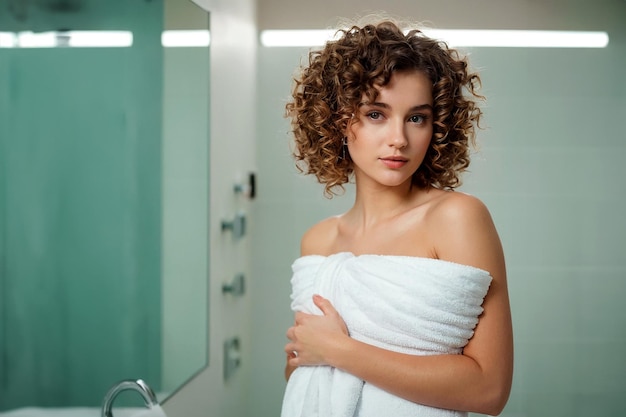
[222, 273, 245, 296]
[221, 211, 246, 240]
[233, 172, 256, 199]
[223, 337, 241, 381]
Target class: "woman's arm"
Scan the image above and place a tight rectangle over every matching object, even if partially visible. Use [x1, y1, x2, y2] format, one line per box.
[284, 216, 341, 382]
[285, 194, 513, 415]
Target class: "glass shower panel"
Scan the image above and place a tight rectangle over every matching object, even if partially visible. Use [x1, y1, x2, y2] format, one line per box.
[0, 43, 162, 409]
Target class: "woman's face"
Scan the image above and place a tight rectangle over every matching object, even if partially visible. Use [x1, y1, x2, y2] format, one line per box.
[347, 70, 434, 189]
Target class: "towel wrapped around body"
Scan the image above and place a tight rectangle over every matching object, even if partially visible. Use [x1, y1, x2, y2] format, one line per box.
[281, 252, 492, 417]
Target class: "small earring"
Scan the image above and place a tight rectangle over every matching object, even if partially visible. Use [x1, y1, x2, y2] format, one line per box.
[338, 137, 348, 162]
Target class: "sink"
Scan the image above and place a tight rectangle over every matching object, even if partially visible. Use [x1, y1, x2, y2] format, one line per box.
[0, 407, 148, 417]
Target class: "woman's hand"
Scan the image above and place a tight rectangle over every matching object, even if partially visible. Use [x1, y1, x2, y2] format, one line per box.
[285, 294, 349, 367]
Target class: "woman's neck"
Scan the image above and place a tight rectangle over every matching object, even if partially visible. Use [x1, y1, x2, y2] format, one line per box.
[349, 180, 426, 229]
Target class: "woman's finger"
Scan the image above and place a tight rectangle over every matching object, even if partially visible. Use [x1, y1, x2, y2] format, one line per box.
[284, 343, 296, 355]
[313, 294, 349, 336]
[313, 294, 336, 316]
[294, 311, 309, 324]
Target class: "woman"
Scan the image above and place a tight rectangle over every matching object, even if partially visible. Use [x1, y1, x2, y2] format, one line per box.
[282, 19, 513, 417]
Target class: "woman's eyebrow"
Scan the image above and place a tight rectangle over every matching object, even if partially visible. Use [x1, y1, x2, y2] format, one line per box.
[359, 102, 433, 112]
[408, 104, 433, 112]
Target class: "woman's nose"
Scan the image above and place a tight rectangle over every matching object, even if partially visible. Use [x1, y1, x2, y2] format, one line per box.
[388, 122, 408, 148]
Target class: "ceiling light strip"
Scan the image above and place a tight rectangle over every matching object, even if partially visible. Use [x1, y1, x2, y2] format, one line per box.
[0, 30, 212, 48]
[66, 31, 133, 47]
[260, 29, 609, 48]
[161, 30, 211, 47]
[0, 32, 17, 48]
[0, 31, 133, 48]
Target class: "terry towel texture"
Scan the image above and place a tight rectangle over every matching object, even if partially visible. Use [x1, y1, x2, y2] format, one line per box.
[281, 252, 492, 417]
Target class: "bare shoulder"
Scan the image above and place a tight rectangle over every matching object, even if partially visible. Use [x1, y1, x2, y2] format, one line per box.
[429, 191, 493, 225]
[300, 215, 341, 256]
[428, 191, 504, 274]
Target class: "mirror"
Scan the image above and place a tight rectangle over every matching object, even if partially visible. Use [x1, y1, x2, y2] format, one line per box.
[160, 0, 210, 403]
[0, 0, 209, 412]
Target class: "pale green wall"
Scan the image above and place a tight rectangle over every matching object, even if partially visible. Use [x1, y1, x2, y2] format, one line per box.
[250, 27, 626, 417]
[459, 41, 626, 416]
[0, 2, 164, 409]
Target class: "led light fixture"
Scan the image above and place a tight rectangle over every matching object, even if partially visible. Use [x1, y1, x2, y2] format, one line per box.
[0, 32, 17, 48]
[65, 31, 133, 47]
[260, 29, 609, 48]
[0, 31, 133, 48]
[161, 30, 211, 47]
[0, 30, 212, 48]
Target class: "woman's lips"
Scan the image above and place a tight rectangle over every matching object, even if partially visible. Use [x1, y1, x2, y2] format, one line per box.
[380, 156, 408, 169]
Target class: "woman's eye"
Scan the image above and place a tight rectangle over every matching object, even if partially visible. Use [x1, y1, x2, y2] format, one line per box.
[367, 111, 382, 120]
[409, 114, 426, 124]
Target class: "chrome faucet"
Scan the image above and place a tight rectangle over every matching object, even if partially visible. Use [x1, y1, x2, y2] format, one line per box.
[101, 378, 159, 417]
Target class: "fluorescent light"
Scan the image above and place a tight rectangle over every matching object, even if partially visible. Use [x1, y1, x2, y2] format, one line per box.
[423, 29, 609, 48]
[161, 30, 210, 47]
[0, 29, 214, 49]
[0, 32, 17, 48]
[260, 29, 609, 48]
[65, 31, 133, 47]
[18, 31, 58, 48]
[0, 31, 133, 48]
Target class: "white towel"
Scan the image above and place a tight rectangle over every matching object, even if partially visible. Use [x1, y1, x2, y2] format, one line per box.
[281, 252, 492, 417]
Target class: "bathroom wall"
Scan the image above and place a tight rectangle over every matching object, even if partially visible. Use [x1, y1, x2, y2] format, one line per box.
[0, 1, 163, 408]
[0, 0, 257, 413]
[160, 0, 258, 416]
[249, 1, 626, 416]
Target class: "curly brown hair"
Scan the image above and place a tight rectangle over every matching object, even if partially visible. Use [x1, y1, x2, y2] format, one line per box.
[286, 19, 484, 197]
